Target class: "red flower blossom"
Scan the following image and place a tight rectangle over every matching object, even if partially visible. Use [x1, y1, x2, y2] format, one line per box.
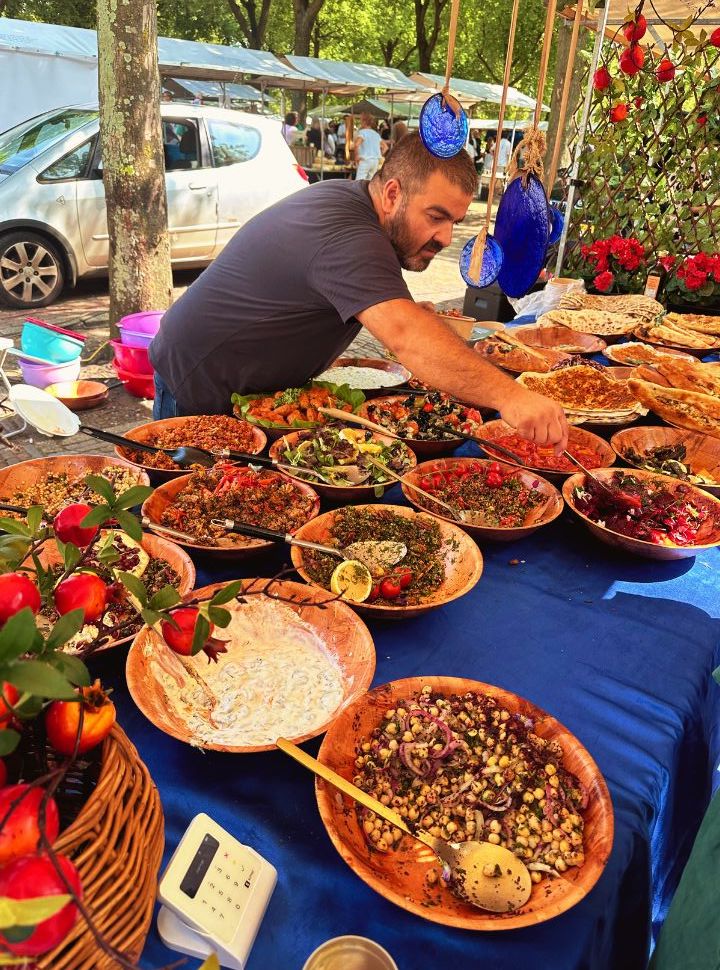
[594, 271, 615, 292]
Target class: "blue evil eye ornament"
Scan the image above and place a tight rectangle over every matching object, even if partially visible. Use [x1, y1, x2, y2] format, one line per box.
[548, 205, 564, 245]
[494, 174, 551, 298]
[459, 234, 504, 289]
[419, 93, 469, 159]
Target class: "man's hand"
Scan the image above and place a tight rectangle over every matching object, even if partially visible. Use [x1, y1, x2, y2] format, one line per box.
[499, 386, 569, 452]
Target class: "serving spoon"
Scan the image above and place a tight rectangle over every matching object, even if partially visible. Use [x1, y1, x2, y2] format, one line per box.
[276, 737, 532, 914]
[210, 518, 406, 573]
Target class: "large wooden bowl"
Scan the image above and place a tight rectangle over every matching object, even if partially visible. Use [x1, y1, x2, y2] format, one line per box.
[268, 430, 417, 502]
[610, 426, 720, 496]
[562, 467, 720, 560]
[316, 676, 614, 931]
[0, 454, 149, 515]
[38, 532, 195, 653]
[113, 415, 267, 480]
[325, 357, 412, 397]
[126, 579, 376, 753]
[141, 469, 320, 557]
[401, 457, 563, 542]
[290, 504, 483, 619]
[513, 323, 607, 355]
[358, 396, 472, 458]
[476, 419, 615, 482]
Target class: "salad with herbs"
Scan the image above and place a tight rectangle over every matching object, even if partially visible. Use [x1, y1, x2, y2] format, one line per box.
[278, 427, 414, 487]
[622, 443, 716, 487]
[572, 470, 714, 546]
[364, 392, 483, 441]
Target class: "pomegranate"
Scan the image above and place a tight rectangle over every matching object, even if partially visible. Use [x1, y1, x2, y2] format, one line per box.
[0, 573, 41, 625]
[0, 785, 59, 866]
[54, 573, 108, 624]
[0, 854, 81, 956]
[656, 58, 675, 82]
[52, 504, 98, 548]
[161, 607, 227, 664]
[46, 681, 116, 756]
[0, 683, 19, 724]
[710, 27, 720, 46]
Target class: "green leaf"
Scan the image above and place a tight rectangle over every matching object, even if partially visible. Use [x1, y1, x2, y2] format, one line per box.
[141, 608, 166, 629]
[0, 535, 31, 569]
[207, 606, 231, 628]
[191, 612, 211, 656]
[0, 729, 20, 756]
[44, 608, 86, 652]
[12, 695, 43, 720]
[149, 585, 182, 611]
[113, 485, 154, 511]
[0, 923, 34, 944]
[25, 506, 44, 535]
[47, 652, 90, 687]
[209, 580, 244, 606]
[115, 570, 148, 608]
[112, 509, 143, 542]
[84, 474, 116, 504]
[62, 541, 82, 572]
[0, 609, 39, 663]
[79, 505, 113, 530]
[5, 660, 77, 700]
[0, 518, 30, 537]
[0, 894, 72, 930]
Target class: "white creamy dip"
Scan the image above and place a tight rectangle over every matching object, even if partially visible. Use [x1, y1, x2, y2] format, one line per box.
[318, 366, 404, 389]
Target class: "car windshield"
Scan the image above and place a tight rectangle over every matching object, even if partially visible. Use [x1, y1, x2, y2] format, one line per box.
[0, 109, 98, 176]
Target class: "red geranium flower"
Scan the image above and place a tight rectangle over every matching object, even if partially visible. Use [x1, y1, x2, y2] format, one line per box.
[594, 270, 615, 292]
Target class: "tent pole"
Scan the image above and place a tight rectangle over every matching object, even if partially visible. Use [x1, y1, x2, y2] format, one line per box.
[261, 80, 266, 115]
[390, 94, 395, 130]
[320, 87, 326, 180]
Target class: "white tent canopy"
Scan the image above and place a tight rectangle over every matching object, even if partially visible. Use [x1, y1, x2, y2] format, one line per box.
[283, 55, 421, 94]
[164, 77, 266, 103]
[410, 71, 548, 112]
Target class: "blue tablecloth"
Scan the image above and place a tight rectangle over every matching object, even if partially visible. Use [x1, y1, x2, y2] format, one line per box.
[93, 465, 720, 970]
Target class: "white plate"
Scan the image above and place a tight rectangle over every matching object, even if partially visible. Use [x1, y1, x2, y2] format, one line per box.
[9, 384, 80, 437]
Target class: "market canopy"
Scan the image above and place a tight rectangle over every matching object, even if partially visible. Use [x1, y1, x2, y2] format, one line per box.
[164, 77, 265, 103]
[410, 71, 549, 112]
[283, 54, 420, 94]
[325, 98, 410, 118]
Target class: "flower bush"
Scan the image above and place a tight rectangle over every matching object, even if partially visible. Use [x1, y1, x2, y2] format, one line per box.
[664, 252, 720, 304]
[579, 234, 646, 293]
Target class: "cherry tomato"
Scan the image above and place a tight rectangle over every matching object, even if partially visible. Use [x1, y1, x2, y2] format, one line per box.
[161, 607, 226, 663]
[379, 578, 402, 599]
[489, 462, 502, 475]
[466, 408, 482, 424]
[0, 785, 59, 866]
[52, 503, 98, 548]
[431, 473, 443, 489]
[422, 402, 434, 412]
[45, 680, 116, 757]
[0, 573, 41, 626]
[396, 570, 413, 590]
[0, 683, 19, 724]
[0, 854, 81, 956]
[367, 585, 381, 602]
[420, 477, 434, 491]
[0, 760, 5, 786]
[54, 573, 108, 624]
[486, 472, 503, 488]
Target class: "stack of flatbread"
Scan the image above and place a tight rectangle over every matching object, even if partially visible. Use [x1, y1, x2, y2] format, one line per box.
[653, 358, 720, 398]
[539, 308, 638, 337]
[634, 320, 720, 351]
[557, 293, 663, 323]
[663, 312, 720, 337]
[629, 379, 720, 439]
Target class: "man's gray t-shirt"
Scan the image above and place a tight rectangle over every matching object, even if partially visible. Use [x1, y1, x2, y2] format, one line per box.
[149, 179, 412, 414]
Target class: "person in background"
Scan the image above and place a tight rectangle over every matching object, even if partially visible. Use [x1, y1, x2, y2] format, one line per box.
[336, 118, 347, 162]
[161, 90, 173, 103]
[379, 120, 391, 143]
[483, 134, 495, 173]
[392, 120, 409, 145]
[191, 95, 203, 106]
[324, 124, 337, 159]
[307, 118, 323, 152]
[497, 130, 513, 171]
[282, 111, 298, 146]
[354, 113, 386, 180]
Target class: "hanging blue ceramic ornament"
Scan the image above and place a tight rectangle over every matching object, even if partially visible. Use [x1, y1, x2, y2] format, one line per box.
[459, 234, 503, 288]
[494, 173, 551, 298]
[547, 205, 564, 245]
[419, 93, 469, 159]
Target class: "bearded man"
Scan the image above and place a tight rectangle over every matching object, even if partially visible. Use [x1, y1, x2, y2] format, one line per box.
[150, 133, 567, 449]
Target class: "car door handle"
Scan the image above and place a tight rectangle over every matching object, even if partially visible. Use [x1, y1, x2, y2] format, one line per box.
[189, 183, 208, 190]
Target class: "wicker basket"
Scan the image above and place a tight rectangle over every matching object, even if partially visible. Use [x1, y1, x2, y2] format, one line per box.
[38, 724, 164, 969]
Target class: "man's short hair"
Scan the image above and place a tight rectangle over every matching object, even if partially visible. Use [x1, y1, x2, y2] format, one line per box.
[373, 132, 476, 198]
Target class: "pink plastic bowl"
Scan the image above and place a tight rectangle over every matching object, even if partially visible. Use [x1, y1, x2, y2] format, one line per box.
[110, 338, 153, 375]
[118, 311, 164, 336]
[119, 329, 153, 349]
[113, 361, 155, 399]
[19, 356, 81, 389]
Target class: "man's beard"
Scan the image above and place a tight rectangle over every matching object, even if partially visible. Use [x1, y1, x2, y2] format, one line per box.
[386, 203, 444, 271]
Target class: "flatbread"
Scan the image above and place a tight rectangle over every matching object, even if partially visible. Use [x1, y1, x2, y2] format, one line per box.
[557, 293, 663, 322]
[628, 379, 720, 439]
[656, 359, 720, 398]
[539, 309, 638, 336]
[519, 365, 638, 411]
[663, 312, 720, 336]
[634, 322, 720, 350]
[474, 338, 563, 373]
[604, 342, 693, 366]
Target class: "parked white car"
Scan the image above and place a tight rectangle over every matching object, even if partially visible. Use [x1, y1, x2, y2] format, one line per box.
[0, 103, 309, 308]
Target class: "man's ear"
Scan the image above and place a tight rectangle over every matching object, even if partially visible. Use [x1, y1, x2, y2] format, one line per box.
[380, 177, 403, 216]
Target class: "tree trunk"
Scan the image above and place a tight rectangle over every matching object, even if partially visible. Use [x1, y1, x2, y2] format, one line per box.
[291, 0, 325, 123]
[544, 19, 587, 198]
[414, 0, 448, 74]
[226, 0, 273, 50]
[96, 0, 173, 335]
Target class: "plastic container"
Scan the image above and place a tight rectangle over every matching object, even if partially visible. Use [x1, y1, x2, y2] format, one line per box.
[110, 338, 153, 375]
[302, 936, 398, 970]
[113, 361, 155, 399]
[19, 356, 81, 389]
[119, 329, 153, 349]
[21, 320, 84, 364]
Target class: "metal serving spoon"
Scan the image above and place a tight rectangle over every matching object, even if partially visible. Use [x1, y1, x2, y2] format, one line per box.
[561, 450, 612, 493]
[210, 518, 406, 573]
[77, 426, 217, 469]
[276, 737, 532, 914]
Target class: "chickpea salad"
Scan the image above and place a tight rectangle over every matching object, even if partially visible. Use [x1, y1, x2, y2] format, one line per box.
[353, 686, 586, 887]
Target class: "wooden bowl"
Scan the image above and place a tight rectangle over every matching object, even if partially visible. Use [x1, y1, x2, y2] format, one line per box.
[324, 357, 412, 396]
[358, 396, 470, 458]
[477, 419, 615, 482]
[0, 454, 149, 516]
[113, 415, 267, 479]
[38, 532, 195, 653]
[126, 579, 376, 753]
[268, 430, 417, 502]
[401, 457, 563, 542]
[316, 675, 614, 931]
[45, 380, 109, 411]
[562, 467, 720, 560]
[141, 469, 320, 557]
[513, 324, 607, 355]
[290, 504, 483, 620]
[610, 426, 720, 496]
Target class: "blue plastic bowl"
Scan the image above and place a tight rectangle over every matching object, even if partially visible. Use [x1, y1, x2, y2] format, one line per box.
[21, 321, 83, 364]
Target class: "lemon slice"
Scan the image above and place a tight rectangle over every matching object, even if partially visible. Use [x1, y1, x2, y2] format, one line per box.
[329, 560, 373, 602]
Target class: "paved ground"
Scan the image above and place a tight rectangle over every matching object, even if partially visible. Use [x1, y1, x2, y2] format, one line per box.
[0, 199, 490, 466]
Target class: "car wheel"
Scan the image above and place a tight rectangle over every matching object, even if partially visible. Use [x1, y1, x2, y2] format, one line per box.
[0, 231, 66, 309]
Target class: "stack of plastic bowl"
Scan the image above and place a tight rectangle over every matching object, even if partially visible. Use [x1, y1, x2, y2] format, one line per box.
[111, 310, 164, 399]
[19, 319, 84, 389]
